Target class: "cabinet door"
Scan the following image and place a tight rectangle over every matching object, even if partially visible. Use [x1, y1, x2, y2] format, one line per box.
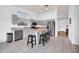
[18, 30, 23, 39]
[15, 30, 23, 41]
[12, 15, 18, 24]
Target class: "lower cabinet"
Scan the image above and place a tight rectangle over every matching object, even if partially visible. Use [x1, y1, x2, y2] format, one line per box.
[15, 30, 23, 41]
[7, 33, 13, 43]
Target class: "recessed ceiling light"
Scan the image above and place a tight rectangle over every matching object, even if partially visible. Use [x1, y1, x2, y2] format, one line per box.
[40, 10, 42, 12]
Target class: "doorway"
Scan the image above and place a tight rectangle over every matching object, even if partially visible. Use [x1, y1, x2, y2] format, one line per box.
[57, 19, 69, 37]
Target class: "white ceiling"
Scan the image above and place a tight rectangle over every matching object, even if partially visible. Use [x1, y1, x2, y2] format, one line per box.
[15, 5, 69, 19]
[15, 5, 56, 13]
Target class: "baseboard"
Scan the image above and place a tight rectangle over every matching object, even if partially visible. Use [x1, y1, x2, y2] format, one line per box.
[71, 40, 79, 45]
[0, 40, 6, 43]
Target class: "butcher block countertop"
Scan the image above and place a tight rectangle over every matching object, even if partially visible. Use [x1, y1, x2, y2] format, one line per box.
[32, 28, 48, 32]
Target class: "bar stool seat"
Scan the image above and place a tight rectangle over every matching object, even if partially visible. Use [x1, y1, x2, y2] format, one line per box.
[27, 34, 36, 48]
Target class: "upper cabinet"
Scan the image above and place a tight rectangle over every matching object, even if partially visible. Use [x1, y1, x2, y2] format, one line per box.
[12, 11, 29, 26]
[12, 14, 18, 24]
[12, 14, 28, 26]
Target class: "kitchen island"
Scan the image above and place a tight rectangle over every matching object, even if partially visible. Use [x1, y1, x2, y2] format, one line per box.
[11, 25, 47, 45]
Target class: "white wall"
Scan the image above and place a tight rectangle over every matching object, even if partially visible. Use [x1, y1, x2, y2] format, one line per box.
[0, 5, 37, 42]
[55, 7, 58, 37]
[57, 19, 68, 32]
[69, 5, 79, 45]
[57, 5, 69, 19]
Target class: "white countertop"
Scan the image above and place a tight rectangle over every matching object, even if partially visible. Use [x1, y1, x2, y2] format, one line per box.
[11, 25, 47, 30]
[11, 25, 31, 30]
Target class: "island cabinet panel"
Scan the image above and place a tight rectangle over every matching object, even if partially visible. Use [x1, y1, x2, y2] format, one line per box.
[15, 30, 23, 41]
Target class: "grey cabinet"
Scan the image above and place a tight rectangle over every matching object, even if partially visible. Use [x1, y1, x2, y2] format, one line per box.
[7, 33, 13, 43]
[15, 30, 23, 41]
[12, 15, 18, 24]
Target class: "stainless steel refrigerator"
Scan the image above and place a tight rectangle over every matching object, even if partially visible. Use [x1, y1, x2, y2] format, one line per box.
[47, 21, 55, 36]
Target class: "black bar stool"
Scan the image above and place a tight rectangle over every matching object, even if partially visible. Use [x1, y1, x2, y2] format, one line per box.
[27, 34, 36, 48]
[45, 32, 50, 42]
[39, 34, 47, 46]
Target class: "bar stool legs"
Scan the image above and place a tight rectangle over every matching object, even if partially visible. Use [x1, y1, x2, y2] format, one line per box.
[27, 35, 36, 48]
[39, 34, 45, 46]
[39, 33, 50, 46]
